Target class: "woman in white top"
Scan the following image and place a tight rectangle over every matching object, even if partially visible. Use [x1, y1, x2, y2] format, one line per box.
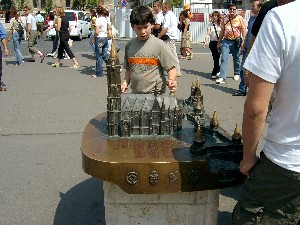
[90, 5, 109, 78]
[203, 11, 222, 79]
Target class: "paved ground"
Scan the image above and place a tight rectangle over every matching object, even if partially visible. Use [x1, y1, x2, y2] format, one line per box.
[0, 37, 267, 225]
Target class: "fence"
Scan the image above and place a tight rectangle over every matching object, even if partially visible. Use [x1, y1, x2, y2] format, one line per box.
[115, 8, 251, 44]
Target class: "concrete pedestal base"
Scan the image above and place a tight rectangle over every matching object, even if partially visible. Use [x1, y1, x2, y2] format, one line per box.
[103, 181, 219, 225]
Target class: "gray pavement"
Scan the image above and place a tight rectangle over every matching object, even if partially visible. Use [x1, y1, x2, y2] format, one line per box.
[0, 38, 267, 225]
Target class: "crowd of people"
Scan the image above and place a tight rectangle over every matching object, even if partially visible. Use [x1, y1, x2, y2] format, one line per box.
[0, 1, 300, 223]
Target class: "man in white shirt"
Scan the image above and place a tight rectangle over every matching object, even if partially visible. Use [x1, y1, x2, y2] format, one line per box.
[158, 2, 181, 77]
[152, 1, 164, 37]
[233, 1, 300, 224]
[24, 6, 45, 62]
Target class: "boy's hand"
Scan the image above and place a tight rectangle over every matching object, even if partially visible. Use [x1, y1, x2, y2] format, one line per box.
[121, 81, 128, 93]
[168, 79, 177, 91]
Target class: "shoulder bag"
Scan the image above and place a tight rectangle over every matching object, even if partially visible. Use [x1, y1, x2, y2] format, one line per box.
[17, 20, 24, 37]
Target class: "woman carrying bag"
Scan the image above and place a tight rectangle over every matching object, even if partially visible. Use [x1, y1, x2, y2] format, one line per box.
[203, 11, 222, 79]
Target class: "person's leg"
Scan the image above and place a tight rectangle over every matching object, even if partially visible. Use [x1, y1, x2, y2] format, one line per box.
[89, 30, 95, 54]
[209, 41, 220, 76]
[218, 39, 230, 81]
[52, 32, 59, 53]
[95, 37, 104, 77]
[101, 37, 109, 64]
[12, 32, 23, 65]
[231, 44, 241, 79]
[238, 48, 247, 93]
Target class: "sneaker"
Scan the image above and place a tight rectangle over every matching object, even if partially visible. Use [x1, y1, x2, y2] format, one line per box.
[211, 75, 216, 79]
[216, 72, 220, 77]
[232, 90, 247, 96]
[233, 75, 240, 80]
[70, 64, 79, 69]
[52, 63, 60, 67]
[216, 78, 226, 84]
[47, 52, 54, 57]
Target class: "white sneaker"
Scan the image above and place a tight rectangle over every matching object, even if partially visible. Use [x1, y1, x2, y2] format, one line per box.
[233, 75, 240, 80]
[216, 72, 220, 77]
[216, 78, 226, 84]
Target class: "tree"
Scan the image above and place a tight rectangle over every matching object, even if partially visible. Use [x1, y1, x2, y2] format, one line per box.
[85, 0, 98, 9]
[167, 0, 182, 7]
[12, 0, 28, 11]
[42, 0, 53, 13]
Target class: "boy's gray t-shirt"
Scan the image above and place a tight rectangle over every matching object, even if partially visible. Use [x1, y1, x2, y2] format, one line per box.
[123, 35, 177, 94]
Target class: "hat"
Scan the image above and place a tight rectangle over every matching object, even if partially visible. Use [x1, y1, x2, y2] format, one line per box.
[183, 4, 190, 10]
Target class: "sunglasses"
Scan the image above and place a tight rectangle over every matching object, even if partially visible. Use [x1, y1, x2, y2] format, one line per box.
[229, 8, 236, 11]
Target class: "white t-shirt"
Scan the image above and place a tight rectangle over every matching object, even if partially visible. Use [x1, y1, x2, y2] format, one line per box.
[26, 14, 37, 31]
[207, 22, 221, 42]
[162, 10, 178, 40]
[95, 16, 107, 37]
[155, 11, 164, 26]
[244, 0, 300, 173]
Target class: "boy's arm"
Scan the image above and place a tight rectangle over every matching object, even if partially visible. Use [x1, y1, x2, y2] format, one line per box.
[121, 69, 131, 93]
[167, 66, 177, 91]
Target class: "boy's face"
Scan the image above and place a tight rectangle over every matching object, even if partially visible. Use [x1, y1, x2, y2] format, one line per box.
[132, 23, 153, 41]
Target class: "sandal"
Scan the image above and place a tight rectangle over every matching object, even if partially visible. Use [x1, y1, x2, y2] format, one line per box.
[0, 86, 7, 91]
[52, 63, 60, 67]
[188, 53, 194, 60]
[70, 64, 79, 69]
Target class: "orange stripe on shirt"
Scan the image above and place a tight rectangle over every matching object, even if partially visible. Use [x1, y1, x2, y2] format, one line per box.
[128, 57, 161, 66]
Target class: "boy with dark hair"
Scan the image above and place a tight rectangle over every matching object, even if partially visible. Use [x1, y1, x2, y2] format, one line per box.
[121, 5, 178, 94]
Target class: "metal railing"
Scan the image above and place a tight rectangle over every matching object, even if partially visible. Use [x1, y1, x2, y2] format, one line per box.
[115, 8, 251, 43]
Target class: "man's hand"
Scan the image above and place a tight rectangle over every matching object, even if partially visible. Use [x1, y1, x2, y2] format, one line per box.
[240, 155, 258, 176]
[4, 47, 8, 57]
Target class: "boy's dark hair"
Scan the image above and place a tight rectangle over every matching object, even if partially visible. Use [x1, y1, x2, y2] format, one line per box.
[130, 6, 155, 25]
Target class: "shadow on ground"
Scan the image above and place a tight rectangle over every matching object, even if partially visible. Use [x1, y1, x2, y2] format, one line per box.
[53, 178, 105, 225]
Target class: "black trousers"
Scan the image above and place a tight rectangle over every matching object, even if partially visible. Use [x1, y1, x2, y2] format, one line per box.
[209, 41, 221, 75]
[58, 33, 75, 59]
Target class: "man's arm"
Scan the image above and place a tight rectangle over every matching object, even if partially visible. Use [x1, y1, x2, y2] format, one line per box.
[1, 37, 9, 56]
[240, 74, 274, 175]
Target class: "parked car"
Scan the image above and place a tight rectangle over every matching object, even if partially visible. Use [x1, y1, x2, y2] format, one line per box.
[45, 10, 90, 41]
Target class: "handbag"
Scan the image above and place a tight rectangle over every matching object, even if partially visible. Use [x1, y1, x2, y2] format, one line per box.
[107, 23, 113, 40]
[228, 16, 242, 48]
[18, 22, 24, 37]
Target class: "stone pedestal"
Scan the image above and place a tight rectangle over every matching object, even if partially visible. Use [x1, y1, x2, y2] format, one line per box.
[103, 181, 219, 225]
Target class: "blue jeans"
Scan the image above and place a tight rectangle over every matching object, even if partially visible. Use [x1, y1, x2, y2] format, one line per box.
[12, 32, 23, 65]
[95, 37, 109, 77]
[220, 39, 241, 80]
[238, 48, 247, 93]
[89, 30, 95, 54]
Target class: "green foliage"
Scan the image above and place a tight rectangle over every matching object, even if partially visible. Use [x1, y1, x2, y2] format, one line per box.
[166, 0, 182, 7]
[12, 0, 28, 11]
[85, 0, 98, 9]
[42, 0, 53, 13]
